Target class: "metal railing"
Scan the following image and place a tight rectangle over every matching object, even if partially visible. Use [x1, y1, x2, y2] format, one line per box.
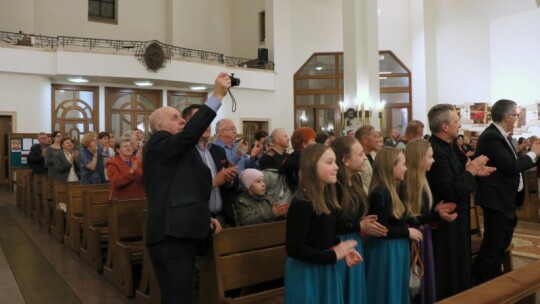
[0, 30, 274, 70]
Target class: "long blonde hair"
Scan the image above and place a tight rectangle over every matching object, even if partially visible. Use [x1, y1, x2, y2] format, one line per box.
[332, 136, 367, 220]
[296, 144, 340, 215]
[403, 138, 433, 215]
[369, 147, 406, 219]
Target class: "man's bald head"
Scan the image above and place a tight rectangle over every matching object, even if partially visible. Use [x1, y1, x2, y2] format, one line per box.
[149, 106, 185, 134]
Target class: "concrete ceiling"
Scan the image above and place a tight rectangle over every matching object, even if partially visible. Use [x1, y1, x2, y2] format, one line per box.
[470, 0, 538, 20]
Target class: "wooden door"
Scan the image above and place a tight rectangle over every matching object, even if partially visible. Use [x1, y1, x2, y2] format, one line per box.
[0, 116, 12, 187]
[242, 121, 268, 149]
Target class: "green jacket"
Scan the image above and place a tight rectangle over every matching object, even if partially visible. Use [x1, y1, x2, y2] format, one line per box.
[236, 193, 278, 226]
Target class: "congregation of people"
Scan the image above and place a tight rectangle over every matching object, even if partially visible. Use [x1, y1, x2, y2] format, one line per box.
[26, 72, 538, 304]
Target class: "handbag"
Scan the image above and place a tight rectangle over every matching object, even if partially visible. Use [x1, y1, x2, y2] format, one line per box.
[409, 240, 424, 297]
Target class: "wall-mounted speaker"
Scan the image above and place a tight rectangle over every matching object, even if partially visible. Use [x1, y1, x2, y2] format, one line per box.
[258, 48, 268, 63]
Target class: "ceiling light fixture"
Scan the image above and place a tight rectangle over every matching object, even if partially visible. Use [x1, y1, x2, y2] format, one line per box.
[316, 66, 323, 71]
[133, 81, 154, 87]
[67, 77, 89, 83]
[190, 86, 207, 91]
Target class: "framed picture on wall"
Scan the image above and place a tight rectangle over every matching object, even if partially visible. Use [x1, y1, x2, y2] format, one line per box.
[470, 103, 491, 125]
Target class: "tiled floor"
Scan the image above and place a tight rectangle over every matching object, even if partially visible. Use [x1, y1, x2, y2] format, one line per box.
[0, 189, 132, 304]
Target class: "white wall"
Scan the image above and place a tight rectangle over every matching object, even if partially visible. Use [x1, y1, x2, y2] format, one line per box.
[0, 0, 35, 33]
[231, 0, 266, 59]
[289, 0, 343, 71]
[434, 0, 491, 104]
[377, 0, 412, 68]
[0, 73, 51, 133]
[491, 9, 540, 104]
[33, 0, 166, 41]
[270, 0, 295, 134]
[171, 0, 232, 55]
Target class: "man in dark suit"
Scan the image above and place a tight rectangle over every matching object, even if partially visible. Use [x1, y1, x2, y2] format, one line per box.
[474, 99, 540, 283]
[182, 103, 238, 227]
[28, 132, 49, 175]
[142, 73, 230, 303]
[426, 104, 495, 300]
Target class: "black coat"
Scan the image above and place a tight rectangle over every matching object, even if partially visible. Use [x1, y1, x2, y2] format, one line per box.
[426, 134, 478, 299]
[475, 123, 533, 212]
[28, 143, 47, 174]
[142, 105, 216, 246]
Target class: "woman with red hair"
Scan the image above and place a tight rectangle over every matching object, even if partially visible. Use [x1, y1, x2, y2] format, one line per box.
[280, 127, 316, 193]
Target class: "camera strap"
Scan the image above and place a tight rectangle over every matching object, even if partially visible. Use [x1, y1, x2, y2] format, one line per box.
[228, 89, 237, 112]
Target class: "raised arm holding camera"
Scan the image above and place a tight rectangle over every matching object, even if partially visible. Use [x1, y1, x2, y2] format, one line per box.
[142, 72, 230, 304]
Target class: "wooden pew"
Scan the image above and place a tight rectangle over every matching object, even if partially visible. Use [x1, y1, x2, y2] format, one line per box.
[14, 168, 31, 210]
[32, 173, 43, 220]
[103, 198, 147, 297]
[438, 259, 540, 304]
[198, 221, 286, 304]
[49, 180, 72, 241]
[41, 176, 54, 229]
[135, 210, 161, 304]
[26, 172, 35, 216]
[517, 168, 539, 222]
[79, 189, 110, 272]
[64, 183, 111, 253]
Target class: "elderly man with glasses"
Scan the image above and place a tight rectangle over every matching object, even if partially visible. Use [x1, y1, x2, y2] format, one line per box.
[213, 118, 261, 190]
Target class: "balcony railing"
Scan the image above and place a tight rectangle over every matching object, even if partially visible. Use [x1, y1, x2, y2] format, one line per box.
[0, 30, 274, 71]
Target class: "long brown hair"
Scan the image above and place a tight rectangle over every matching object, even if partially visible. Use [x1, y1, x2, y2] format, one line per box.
[296, 144, 339, 215]
[403, 138, 433, 215]
[369, 147, 406, 219]
[332, 136, 367, 220]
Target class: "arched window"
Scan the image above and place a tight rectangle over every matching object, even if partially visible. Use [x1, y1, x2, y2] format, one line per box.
[293, 53, 343, 134]
[52, 85, 99, 144]
[105, 88, 162, 140]
[379, 50, 412, 136]
[168, 91, 207, 114]
[294, 51, 411, 136]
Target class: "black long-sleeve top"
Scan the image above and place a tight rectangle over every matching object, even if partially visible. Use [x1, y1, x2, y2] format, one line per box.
[335, 183, 365, 234]
[367, 185, 409, 238]
[286, 198, 339, 264]
[397, 183, 440, 227]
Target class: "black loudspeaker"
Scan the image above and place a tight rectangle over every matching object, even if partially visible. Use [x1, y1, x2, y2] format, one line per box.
[258, 48, 268, 63]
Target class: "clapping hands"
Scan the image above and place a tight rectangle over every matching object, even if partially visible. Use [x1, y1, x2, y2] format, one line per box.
[359, 215, 388, 237]
[435, 201, 458, 222]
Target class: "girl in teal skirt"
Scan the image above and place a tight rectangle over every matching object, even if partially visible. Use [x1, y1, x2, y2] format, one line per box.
[285, 144, 362, 304]
[332, 136, 388, 303]
[365, 147, 423, 304]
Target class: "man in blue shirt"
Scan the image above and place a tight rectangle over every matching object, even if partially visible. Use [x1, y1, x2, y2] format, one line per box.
[213, 118, 261, 190]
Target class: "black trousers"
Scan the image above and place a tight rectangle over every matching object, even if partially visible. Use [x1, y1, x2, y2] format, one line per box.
[474, 206, 517, 284]
[148, 237, 198, 304]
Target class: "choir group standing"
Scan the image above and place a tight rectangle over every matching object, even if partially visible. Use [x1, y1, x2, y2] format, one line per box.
[284, 104, 495, 304]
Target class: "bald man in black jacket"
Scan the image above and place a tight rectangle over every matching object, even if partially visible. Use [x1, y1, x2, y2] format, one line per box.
[143, 72, 230, 304]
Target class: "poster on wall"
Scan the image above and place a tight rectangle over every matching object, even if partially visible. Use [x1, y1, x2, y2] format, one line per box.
[343, 108, 360, 135]
[470, 103, 492, 124]
[21, 152, 29, 164]
[22, 138, 33, 150]
[11, 139, 21, 152]
[515, 106, 527, 128]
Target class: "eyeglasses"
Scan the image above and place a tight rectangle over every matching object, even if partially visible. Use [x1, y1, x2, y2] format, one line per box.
[224, 127, 237, 132]
[507, 113, 519, 117]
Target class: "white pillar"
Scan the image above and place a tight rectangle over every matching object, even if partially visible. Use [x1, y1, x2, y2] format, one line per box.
[411, 0, 438, 130]
[342, 0, 380, 130]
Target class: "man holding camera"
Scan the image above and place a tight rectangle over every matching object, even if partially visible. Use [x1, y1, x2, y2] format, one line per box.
[143, 72, 230, 303]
